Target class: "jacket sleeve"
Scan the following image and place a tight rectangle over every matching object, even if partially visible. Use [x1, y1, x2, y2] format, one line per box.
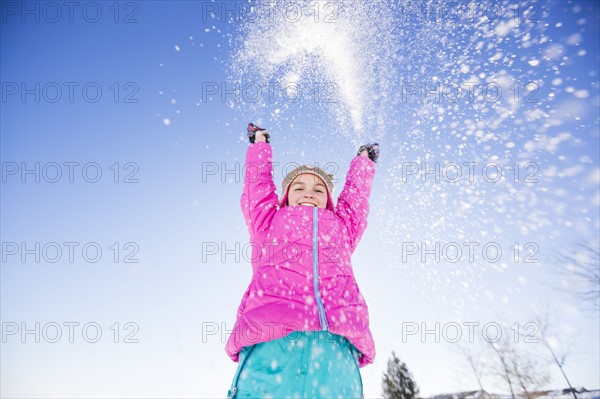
[240, 142, 279, 241]
[335, 155, 376, 252]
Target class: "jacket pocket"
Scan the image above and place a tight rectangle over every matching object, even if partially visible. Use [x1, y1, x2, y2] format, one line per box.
[338, 275, 361, 306]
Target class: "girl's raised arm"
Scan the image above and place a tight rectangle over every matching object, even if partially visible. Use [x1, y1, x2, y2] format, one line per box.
[335, 143, 379, 252]
[240, 125, 278, 241]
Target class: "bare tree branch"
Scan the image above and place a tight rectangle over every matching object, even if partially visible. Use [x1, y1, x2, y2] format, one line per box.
[484, 323, 550, 397]
[553, 242, 600, 313]
[532, 309, 579, 399]
[457, 342, 486, 392]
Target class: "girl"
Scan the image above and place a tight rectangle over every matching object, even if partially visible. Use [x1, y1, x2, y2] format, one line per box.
[226, 123, 380, 399]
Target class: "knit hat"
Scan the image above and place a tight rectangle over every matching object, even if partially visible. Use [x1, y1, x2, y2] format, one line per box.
[279, 165, 335, 211]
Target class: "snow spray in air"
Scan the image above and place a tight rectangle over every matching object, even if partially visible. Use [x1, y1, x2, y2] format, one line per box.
[228, 0, 400, 145]
[226, 0, 599, 318]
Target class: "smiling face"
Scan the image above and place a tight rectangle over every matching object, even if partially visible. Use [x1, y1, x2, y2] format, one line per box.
[286, 173, 329, 209]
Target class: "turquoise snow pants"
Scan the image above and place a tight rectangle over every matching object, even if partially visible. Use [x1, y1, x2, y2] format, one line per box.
[226, 331, 364, 399]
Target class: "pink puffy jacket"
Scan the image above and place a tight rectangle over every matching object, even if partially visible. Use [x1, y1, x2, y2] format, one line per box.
[225, 142, 376, 367]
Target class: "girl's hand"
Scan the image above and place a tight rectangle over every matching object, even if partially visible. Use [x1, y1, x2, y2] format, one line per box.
[255, 131, 268, 143]
[247, 123, 270, 143]
[357, 143, 380, 163]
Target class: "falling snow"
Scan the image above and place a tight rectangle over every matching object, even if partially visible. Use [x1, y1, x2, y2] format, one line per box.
[219, 0, 600, 319]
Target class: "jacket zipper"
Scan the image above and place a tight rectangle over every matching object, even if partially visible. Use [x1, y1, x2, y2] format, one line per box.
[313, 207, 329, 331]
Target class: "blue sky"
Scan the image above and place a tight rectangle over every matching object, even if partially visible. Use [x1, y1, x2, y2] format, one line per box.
[1, 0, 599, 397]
